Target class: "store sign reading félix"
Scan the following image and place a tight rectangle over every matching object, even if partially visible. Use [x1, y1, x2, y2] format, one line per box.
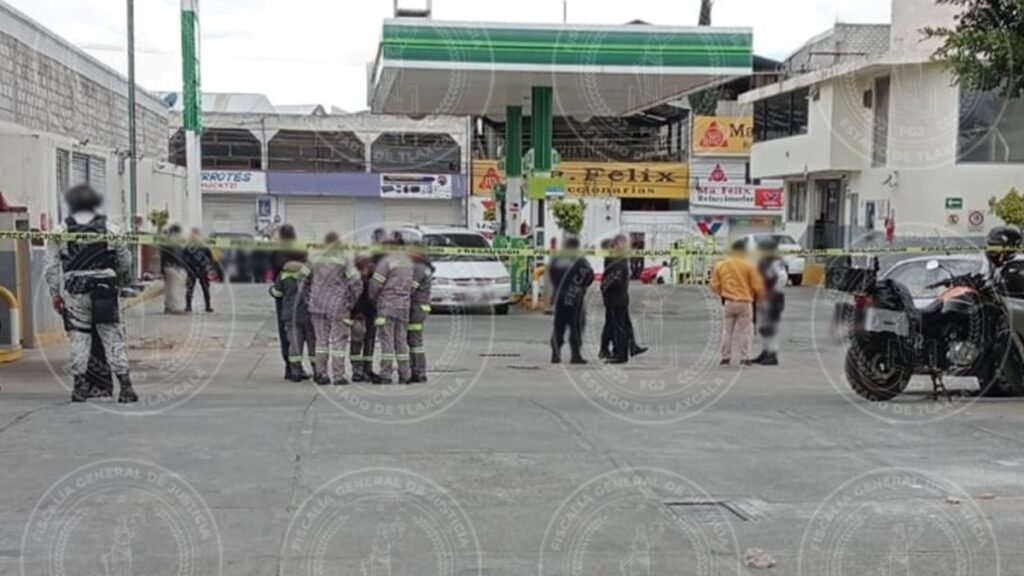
[471, 160, 688, 199]
[692, 164, 784, 211]
[201, 170, 268, 194]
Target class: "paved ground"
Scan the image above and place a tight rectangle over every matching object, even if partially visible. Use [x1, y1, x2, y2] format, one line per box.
[2, 282, 1023, 575]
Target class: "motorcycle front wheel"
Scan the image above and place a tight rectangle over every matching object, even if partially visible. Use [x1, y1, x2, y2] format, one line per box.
[845, 337, 913, 402]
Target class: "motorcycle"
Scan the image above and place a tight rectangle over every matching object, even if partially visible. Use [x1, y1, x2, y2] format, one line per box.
[840, 256, 1024, 401]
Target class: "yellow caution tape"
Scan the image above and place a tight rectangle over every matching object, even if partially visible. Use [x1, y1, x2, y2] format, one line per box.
[0, 229, 999, 259]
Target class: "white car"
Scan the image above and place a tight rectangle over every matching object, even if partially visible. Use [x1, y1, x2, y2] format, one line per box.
[393, 226, 513, 314]
[740, 233, 807, 286]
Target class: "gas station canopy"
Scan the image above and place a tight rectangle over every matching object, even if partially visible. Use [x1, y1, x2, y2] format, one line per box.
[368, 19, 754, 117]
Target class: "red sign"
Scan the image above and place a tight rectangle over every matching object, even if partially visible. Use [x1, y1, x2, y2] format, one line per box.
[755, 187, 783, 209]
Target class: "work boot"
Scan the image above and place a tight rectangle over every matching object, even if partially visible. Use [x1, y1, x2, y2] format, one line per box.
[288, 364, 305, 383]
[351, 366, 367, 383]
[332, 377, 349, 386]
[72, 375, 89, 403]
[631, 346, 649, 357]
[205, 307, 214, 313]
[751, 351, 769, 365]
[759, 353, 779, 366]
[314, 372, 330, 386]
[297, 369, 312, 381]
[551, 349, 562, 364]
[117, 374, 139, 404]
[598, 350, 611, 360]
[284, 365, 294, 381]
[371, 373, 392, 385]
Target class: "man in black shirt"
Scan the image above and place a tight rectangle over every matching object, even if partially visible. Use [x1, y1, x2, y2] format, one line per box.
[548, 237, 595, 364]
[184, 227, 214, 313]
[601, 235, 647, 364]
[270, 224, 308, 380]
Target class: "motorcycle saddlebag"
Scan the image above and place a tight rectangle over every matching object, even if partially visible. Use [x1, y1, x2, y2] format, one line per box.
[827, 255, 878, 293]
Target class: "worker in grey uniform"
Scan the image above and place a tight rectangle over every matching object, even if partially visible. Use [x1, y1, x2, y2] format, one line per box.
[368, 238, 414, 385]
[44, 184, 138, 403]
[408, 243, 435, 383]
[308, 233, 363, 386]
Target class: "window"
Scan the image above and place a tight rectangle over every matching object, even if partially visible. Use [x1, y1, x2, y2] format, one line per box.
[958, 89, 1024, 163]
[754, 88, 810, 142]
[787, 181, 807, 222]
[872, 76, 890, 167]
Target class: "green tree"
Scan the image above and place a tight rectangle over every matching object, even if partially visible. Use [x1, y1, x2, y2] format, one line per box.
[551, 199, 586, 236]
[924, 0, 1024, 99]
[990, 187, 1024, 227]
[689, 0, 719, 116]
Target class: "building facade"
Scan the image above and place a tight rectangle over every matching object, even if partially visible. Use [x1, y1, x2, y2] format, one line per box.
[167, 95, 470, 242]
[742, 0, 1022, 249]
[0, 0, 186, 230]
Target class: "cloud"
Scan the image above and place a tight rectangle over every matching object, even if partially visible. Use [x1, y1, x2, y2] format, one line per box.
[6, 0, 891, 111]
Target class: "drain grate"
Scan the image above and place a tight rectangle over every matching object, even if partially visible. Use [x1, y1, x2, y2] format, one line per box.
[480, 353, 522, 358]
[665, 501, 754, 523]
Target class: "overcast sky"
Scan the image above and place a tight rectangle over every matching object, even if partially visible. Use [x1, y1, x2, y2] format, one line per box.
[8, 0, 890, 111]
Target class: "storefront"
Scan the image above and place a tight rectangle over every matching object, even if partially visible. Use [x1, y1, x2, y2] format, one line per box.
[200, 170, 270, 235]
[269, 171, 467, 242]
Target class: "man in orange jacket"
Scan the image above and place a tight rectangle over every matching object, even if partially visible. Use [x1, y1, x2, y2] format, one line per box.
[710, 240, 765, 366]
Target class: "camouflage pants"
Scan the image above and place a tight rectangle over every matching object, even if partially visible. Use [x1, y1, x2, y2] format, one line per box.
[376, 316, 410, 382]
[65, 293, 129, 376]
[312, 313, 350, 379]
[407, 303, 431, 379]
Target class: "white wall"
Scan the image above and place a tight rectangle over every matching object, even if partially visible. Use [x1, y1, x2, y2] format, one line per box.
[890, 0, 958, 59]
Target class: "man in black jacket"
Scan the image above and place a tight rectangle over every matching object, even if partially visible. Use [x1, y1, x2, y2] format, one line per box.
[548, 237, 595, 364]
[601, 235, 641, 364]
[184, 227, 214, 313]
[270, 224, 308, 380]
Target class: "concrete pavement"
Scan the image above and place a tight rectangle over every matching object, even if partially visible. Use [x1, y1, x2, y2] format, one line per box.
[2, 283, 1023, 575]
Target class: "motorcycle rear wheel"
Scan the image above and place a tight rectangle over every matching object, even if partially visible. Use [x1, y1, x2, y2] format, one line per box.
[845, 338, 913, 402]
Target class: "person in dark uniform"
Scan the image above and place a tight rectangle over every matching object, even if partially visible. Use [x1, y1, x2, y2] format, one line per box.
[349, 254, 379, 383]
[548, 237, 594, 364]
[270, 224, 308, 380]
[601, 235, 635, 364]
[753, 237, 788, 366]
[184, 227, 214, 313]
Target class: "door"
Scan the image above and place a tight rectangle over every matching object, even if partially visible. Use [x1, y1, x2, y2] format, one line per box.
[203, 197, 258, 235]
[383, 200, 460, 227]
[282, 197, 358, 242]
[813, 179, 844, 250]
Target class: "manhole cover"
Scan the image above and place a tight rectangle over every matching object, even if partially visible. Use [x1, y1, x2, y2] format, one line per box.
[665, 501, 753, 523]
[480, 353, 522, 358]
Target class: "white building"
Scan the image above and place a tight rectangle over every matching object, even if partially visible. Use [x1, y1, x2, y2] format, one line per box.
[166, 95, 470, 242]
[0, 0, 187, 230]
[741, 0, 1024, 250]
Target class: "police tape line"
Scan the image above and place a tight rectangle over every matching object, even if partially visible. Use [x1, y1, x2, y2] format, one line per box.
[0, 229, 1000, 259]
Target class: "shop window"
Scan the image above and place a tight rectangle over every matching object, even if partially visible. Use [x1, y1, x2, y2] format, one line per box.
[958, 89, 1024, 164]
[787, 181, 807, 222]
[754, 88, 810, 143]
[872, 76, 890, 167]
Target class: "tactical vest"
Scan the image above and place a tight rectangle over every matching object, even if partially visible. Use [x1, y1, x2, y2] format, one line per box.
[62, 215, 117, 272]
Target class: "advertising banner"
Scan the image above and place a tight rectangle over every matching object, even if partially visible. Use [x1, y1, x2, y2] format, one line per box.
[472, 160, 688, 199]
[380, 174, 453, 200]
[201, 170, 267, 194]
[690, 162, 784, 214]
[692, 116, 754, 156]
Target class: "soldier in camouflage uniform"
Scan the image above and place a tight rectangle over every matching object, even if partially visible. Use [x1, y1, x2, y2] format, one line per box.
[408, 244, 434, 383]
[368, 239, 414, 385]
[43, 184, 138, 403]
[308, 233, 363, 386]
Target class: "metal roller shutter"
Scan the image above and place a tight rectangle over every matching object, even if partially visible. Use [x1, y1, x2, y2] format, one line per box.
[71, 152, 90, 186]
[282, 198, 358, 242]
[383, 200, 459, 227]
[203, 197, 258, 235]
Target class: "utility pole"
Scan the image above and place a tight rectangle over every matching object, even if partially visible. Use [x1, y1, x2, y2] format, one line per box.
[126, 0, 139, 278]
[181, 0, 203, 226]
[563, 0, 567, 23]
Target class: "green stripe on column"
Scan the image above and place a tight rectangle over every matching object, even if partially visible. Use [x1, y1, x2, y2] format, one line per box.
[531, 87, 553, 173]
[506, 106, 522, 178]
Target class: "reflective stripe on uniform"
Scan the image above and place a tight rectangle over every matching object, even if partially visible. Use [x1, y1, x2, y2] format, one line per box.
[408, 323, 424, 332]
[372, 273, 386, 283]
[381, 353, 397, 361]
[329, 350, 347, 358]
[420, 304, 432, 313]
[410, 347, 426, 354]
[411, 280, 421, 289]
[270, 287, 283, 297]
[350, 355, 365, 362]
[396, 354, 411, 361]
[316, 348, 331, 354]
[343, 318, 355, 326]
[288, 356, 303, 363]
[375, 316, 387, 326]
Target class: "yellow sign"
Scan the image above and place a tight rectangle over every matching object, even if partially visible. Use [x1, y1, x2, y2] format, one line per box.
[692, 116, 754, 156]
[472, 160, 689, 199]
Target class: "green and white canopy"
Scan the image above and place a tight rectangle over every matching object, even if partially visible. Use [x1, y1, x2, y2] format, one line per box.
[369, 19, 753, 117]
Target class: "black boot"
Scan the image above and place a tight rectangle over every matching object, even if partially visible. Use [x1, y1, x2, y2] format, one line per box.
[117, 374, 139, 404]
[551, 348, 562, 364]
[314, 372, 330, 386]
[760, 353, 779, 366]
[370, 373, 392, 385]
[751, 351, 768, 365]
[351, 366, 367, 383]
[72, 375, 89, 403]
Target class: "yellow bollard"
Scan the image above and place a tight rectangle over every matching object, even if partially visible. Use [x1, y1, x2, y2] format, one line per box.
[0, 284, 22, 363]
